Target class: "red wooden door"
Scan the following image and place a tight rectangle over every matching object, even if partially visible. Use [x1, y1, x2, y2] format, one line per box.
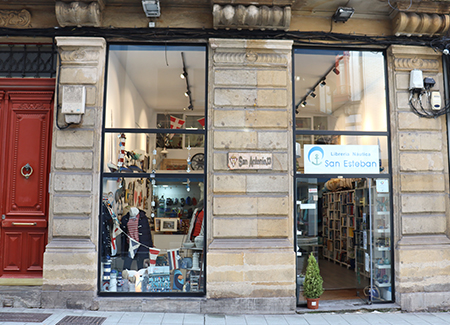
[0, 79, 54, 278]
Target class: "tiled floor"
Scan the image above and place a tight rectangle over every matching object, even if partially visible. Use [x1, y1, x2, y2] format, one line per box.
[1, 308, 450, 325]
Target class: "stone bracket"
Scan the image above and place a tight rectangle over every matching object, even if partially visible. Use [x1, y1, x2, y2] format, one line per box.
[392, 12, 450, 36]
[0, 9, 31, 28]
[55, 1, 103, 28]
[212, 4, 291, 30]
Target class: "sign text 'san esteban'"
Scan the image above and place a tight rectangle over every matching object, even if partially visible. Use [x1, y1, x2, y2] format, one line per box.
[228, 152, 273, 170]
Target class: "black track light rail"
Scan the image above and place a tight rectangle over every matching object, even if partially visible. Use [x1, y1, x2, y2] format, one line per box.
[181, 51, 194, 110]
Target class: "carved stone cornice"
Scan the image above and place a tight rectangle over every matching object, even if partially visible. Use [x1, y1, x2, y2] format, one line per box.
[213, 51, 289, 66]
[56, 37, 106, 66]
[55, 1, 103, 28]
[392, 12, 450, 36]
[212, 4, 291, 30]
[393, 57, 440, 72]
[0, 9, 31, 28]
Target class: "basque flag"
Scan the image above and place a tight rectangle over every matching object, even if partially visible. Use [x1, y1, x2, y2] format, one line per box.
[167, 249, 181, 270]
[149, 247, 161, 266]
[128, 238, 140, 259]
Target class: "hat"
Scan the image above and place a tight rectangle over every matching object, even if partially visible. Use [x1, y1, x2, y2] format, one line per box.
[186, 196, 192, 206]
[180, 198, 185, 206]
[192, 197, 197, 206]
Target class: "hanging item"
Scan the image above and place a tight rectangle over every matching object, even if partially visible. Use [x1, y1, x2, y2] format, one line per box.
[186, 137, 191, 173]
[167, 249, 181, 270]
[169, 115, 185, 140]
[111, 223, 122, 256]
[117, 133, 126, 168]
[197, 117, 205, 128]
[149, 247, 161, 266]
[128, 238, 140, 259]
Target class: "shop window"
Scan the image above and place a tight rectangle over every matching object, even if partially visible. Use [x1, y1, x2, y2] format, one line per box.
[100, 45, 206, 295]
[294, 48, 393, 305]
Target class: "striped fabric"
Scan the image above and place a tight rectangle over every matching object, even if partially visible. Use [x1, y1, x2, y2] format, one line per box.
[167, 249, 180, 270]
[127, 215, 139, 242]
[149, 247, 161, 265]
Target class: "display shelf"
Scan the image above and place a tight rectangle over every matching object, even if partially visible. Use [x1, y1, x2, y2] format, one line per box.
[375, 264, 391, 269]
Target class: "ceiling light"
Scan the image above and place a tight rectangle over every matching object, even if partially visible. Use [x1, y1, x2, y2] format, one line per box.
[320, 80, 326, 87]
[180, 73, 186, 79]
[310, 92, 317, 98]
[333, 67, 340, 75]
[142, 0, 161, 18]
[184, 91, 190, 97]
[301, 101, 307, 108]
[332, 7, 355, 22]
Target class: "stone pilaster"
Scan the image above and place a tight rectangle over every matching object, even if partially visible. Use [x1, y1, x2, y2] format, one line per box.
[206, 39, 295, 311]
[42, 37, 106, 309]
[388, 45, 450, 311]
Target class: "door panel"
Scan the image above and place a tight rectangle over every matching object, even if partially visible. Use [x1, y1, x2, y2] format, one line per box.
[0, 79, 54, 278]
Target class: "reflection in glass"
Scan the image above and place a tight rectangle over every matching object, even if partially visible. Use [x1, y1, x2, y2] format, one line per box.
[101, 177, 205, 293]
[294, 49, 387, 132]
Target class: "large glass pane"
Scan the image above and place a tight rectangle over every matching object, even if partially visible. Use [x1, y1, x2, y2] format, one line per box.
[101, 177, 205, 293]
[105, 45, 206, 129]
[296, 177, 392, 305]
[294, 49, 387, 132]
[103, 132, 204, 174]
[296, 135, 389, 174]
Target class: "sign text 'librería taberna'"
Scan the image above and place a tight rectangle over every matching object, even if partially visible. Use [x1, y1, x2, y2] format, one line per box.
[228, 153, 273, 170]
[304, 145, 379, 174]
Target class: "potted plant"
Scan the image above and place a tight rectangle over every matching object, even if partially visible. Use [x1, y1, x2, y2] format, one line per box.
[303, 253, 324, 309]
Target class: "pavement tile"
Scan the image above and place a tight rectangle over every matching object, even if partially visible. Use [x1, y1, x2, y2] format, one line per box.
[413, 313, 448, 325]
[320, 314, 350, 325]
[264, 315, 289, 325]
[245, 315, 268, 325]
[339, 314, 370, 324]
[119, 311, 145, 324]
[302, 314, 330, 325]
[431, 312, 450, 323]
[183, 313, 205, 324]
[140, 312, 165, 324]
[224, 315, 247, 325]
[205, 314, 226, 325]
[283, 315, 309, 325]
[162, 313, 185, 324]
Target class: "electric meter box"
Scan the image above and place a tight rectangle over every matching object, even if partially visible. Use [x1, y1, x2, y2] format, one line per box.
[61, 85, 86, 114]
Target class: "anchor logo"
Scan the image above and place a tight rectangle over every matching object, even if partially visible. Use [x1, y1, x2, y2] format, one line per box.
[308, 146, 324, 166]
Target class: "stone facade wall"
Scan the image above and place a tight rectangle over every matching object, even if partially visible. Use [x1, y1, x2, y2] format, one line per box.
[42, 37, 106, 309]
[388, 45, 450, 311]
[206, 39, 296, 311]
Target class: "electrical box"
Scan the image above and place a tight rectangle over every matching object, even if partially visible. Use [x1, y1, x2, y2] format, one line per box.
[431, 91, 441, 110]
[61, 85, 86, 114]
[409, 69, 424, 90]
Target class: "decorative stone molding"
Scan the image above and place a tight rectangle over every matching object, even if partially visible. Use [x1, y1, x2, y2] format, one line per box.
[0, 9, 31, 28]
[212, 4, 291, 30]
[392, 12, 450, 36]
[59, 48, 101, 66]
[55, 1, 103, 27]
[393, 57, 440, 72]
[213, 51, 288, 66]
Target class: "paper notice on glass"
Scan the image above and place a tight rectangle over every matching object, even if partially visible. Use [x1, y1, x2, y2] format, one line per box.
[365, 253, 370, 272]
[376, 179, 389, 193]
[363, 231, 367, 250]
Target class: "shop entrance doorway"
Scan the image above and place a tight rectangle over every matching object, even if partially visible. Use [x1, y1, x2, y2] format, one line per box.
[295, 177, 392, 305]
[0, 79, 54, 279]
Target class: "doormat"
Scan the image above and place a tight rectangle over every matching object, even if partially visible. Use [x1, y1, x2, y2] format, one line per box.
[0, 312, 52, 322]
[56, 316, 106, 325]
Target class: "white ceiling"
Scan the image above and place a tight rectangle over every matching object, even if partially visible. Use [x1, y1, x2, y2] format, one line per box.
[112, 45, 206, 113]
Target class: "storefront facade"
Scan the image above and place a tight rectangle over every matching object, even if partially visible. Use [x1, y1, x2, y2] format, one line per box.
[1, 0, 450, 313]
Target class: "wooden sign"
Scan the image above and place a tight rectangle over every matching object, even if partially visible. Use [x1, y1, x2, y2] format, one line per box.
[227, 152, 273, 170]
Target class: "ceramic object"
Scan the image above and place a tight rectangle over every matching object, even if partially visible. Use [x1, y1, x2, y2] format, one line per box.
[194, 235, 204, 248]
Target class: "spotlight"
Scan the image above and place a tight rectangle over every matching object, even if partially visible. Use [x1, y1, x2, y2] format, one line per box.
[333, 67, 340, 75]
[301, 101, 307, 108]
[310, 92, 317, 98]
[332, 7, 355, 22]
[180, 73, 186, 79]
[184, 91, 190, 97]
[320, 80, 326, 87]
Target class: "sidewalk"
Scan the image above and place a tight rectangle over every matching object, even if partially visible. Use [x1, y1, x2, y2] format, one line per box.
[2, 308, 450, 325]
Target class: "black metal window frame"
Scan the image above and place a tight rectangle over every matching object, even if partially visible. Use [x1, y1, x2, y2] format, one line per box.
[98, 42, 208, 297]
[292, 46, 395, 304]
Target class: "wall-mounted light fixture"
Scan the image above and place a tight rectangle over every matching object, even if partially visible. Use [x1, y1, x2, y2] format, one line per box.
[142, 0, 160, 18]
[332, 7, 354, 22]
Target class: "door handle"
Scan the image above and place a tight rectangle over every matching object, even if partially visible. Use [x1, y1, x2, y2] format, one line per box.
[20, 163, 33, 179]
[12, 222, 37, 226]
